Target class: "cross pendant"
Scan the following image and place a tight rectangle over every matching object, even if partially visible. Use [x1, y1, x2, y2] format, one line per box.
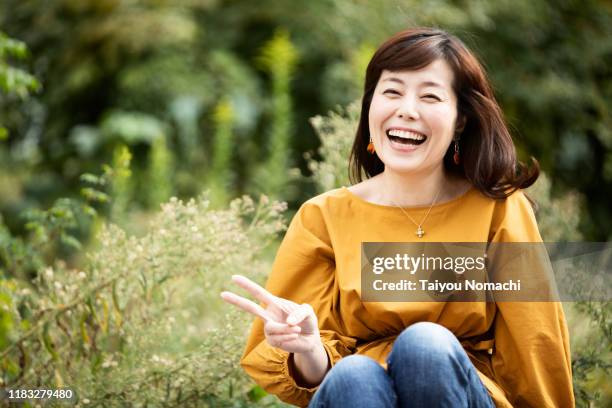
[416, 226, 425, 238]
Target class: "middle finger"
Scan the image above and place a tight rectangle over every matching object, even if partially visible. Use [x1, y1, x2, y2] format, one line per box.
[231, 275, 289, 312]
[265, 320, 302, 335]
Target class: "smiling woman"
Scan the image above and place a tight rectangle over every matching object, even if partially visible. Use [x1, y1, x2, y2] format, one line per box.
[222, 27, 574, 408]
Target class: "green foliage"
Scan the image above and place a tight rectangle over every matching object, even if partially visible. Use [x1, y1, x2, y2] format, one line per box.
[0, 214, 45, 281]
[0, 143, 291, 404]
[349, 43, 375, 92]
[0, 193, 288, 406]
[321, 42, 375, 109]
[1, 0, 610, 236]
[0, 31, 40, 141]
[147, 135, 174, 209]
[256, 28, 299, 79]
[1, 195, 98, 281]
[254, 29, 300, 200]
[108, 145, 132, 222]
[22, 198, 86, 255]
[207, 98, 235, 207]
[0, 278, 19, 352]
[0, 31, 40, 98]
[0, 156, 129, 282]
[305, 101, 360, 191]
[570, 300, 612, 406]
[526, 173, 583, 241]
[100, 111, 168, 146]
[71, 112, 177, 212]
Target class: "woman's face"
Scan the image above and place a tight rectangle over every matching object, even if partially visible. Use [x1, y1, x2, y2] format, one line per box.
[368, 59, 463, 175]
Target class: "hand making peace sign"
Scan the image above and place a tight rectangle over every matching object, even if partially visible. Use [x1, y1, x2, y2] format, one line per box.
[220, 275, 322, 354]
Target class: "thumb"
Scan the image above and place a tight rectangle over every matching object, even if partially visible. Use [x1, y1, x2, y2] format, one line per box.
[286, 304, 313, 325]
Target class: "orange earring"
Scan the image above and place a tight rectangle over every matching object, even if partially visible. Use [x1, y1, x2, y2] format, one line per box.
[453, 139, 460, 165]
[367, 137, 375, 154]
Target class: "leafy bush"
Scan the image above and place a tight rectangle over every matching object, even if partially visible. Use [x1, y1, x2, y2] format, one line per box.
[252, 29, 300, 201]
[305, 101, 360, 191]
[1, 193, 288, 407]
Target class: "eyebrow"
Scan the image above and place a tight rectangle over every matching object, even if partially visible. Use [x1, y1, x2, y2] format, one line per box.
[381, 77, 445, 88]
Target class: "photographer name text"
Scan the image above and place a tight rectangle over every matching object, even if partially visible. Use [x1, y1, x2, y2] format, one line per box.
[372, 279, 521, 292]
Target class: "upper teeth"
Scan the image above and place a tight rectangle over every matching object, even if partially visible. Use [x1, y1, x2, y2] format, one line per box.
[388, 129, 426, 140]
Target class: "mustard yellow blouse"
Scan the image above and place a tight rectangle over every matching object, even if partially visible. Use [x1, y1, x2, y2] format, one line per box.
[241, 186, 574, 407]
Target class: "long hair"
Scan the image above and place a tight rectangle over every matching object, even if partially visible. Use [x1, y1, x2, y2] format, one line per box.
[348, 27, 539, 199]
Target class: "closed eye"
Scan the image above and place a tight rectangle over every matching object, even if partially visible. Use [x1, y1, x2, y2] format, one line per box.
[383, 89, 400, 96]
[423, 94, 442, 101]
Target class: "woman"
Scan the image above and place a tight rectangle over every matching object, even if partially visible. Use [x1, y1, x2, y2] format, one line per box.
[221, 27, 574, 407]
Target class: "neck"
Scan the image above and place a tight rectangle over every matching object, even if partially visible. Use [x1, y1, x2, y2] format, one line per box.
[378, 167, 450, 207]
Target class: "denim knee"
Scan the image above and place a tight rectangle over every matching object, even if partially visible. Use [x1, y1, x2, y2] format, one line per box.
[309, 355, 396, 408]
[387, 322, 464, 370]
[324, 354, 382, 384]
[386, 322, 494, 408]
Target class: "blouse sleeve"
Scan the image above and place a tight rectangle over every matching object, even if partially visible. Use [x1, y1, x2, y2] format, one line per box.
[490, 191, 575, 407]
[240, 201, 357, 407]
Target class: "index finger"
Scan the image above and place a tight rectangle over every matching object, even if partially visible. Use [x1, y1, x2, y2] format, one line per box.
[231, 275, 284, 309]
[220, 291, 272, 322]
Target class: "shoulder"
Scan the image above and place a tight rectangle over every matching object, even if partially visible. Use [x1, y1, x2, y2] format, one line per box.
[490, 189, 542, 242]
[285, 188, 348, 241]
[491, 189, 537, 222]
[300, 187, 351, 216]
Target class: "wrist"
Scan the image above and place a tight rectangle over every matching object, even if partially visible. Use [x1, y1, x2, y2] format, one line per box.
[290, 341, 329, 388]
[301, 337, 324, 355]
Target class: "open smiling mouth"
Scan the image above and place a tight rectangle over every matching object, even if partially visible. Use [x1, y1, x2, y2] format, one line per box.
[386, 129, 427, 146]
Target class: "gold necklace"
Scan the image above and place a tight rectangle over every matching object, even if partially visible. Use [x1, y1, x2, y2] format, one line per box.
[386, 185, 443, 238]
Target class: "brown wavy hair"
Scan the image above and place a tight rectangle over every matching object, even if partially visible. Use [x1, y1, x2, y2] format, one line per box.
[349, 27, 539, 199]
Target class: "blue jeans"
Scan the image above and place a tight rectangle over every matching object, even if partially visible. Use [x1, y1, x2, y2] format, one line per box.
[308, 322, 495, 408]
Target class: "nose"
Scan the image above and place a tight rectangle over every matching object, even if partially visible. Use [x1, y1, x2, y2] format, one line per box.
[397, 96, 420, 120]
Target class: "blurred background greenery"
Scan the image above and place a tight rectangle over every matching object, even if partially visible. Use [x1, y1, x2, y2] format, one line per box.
[1, 0, 611, 238]
[0, 0, 610, 406]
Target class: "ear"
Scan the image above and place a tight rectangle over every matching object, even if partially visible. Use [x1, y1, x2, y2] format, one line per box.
[455, 115, 467, 137]
[455, 115, 466, 134]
